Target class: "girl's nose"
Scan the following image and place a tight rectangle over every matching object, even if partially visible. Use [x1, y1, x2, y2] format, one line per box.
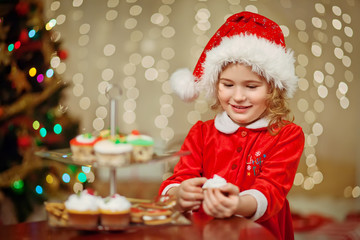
[233, 88, 246, 102]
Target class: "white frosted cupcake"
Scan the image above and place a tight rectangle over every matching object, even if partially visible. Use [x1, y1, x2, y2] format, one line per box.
[202, 174, 227, 189]
[126, 130, 154, 163]
[70, 133, 99, 163]
[64, 189, 100, 227]
[98, 194, 131, 227]
[94, 137, 133, 167]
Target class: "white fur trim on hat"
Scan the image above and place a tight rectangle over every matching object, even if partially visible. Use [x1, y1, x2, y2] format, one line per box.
[170, 68, 199, 102]
[200, 34, 298, 99]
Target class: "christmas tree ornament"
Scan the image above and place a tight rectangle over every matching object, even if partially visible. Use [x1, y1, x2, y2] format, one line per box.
[58, 49, 68, 60]
[17, 134, 32, 150]
[15, 2, 30, 16]
[19, 29, 29, 43]
[8, 64, 32, 94]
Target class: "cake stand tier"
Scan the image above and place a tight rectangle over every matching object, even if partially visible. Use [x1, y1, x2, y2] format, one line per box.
[35, 148, 189, 168]
[35, 148, 189, 195]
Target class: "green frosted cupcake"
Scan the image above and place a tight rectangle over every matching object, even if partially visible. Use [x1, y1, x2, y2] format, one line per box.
[126, 130, 154, 163]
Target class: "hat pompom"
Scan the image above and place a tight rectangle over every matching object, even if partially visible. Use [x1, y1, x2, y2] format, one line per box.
[170, 68, 199, 102]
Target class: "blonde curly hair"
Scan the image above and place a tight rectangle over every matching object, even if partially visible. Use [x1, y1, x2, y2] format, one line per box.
[265, 81, 293, 135]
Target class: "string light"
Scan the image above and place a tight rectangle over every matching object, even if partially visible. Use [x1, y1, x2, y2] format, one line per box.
[46, 69, 54, 78]
[62, 173, 71, 183]
[77, 172, 87, 183]
[35, 185, 43, 194]
[8, 44, 14, 52]
[37, 74, 44, 83]
[29, 67, 37, 77]
[46, 174, 54, 184]
[14, 41, 21, 49]
[32, 121, 40, 130]
[81, 166, 91, 173]
[28, 29, 36, 38]
[53, 124, 62, 134]
[12, 179, 24, 193]
[39, 127, 47, 137]
[45, 19, 57, 30]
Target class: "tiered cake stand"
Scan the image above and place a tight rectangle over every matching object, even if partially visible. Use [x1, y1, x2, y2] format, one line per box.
[36, 84, 188, 195]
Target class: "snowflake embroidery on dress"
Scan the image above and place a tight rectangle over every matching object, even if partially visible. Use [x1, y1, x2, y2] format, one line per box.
[246, 151, 266, 177]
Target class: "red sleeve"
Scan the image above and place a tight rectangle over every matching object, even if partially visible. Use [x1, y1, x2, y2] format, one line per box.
[252, 124, 305, 222]
[158, 121, 205, 195]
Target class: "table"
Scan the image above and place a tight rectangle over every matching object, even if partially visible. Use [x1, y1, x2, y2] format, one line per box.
[0, 215, 276, 240]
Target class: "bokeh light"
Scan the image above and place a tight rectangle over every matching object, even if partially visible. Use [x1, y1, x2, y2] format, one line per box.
[35, 185, 43, 194]
[62, 173, 71, 183]
[39, 128, 47, 137]
[53, 124, 62, 134]
[77, 172, 87, 183]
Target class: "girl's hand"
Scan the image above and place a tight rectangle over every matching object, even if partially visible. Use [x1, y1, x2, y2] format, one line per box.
[174, 177, 207, 212]
[202, 183, 240, 218]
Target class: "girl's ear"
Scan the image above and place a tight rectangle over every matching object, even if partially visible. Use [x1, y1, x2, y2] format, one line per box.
[267, 80, 275, 94]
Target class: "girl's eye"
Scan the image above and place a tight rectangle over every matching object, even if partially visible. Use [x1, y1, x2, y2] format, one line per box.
[247, 85, 257, 89]
[221, 82, 233, 87]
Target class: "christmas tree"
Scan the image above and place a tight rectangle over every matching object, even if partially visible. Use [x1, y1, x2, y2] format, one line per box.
[0, 0, 80, 223]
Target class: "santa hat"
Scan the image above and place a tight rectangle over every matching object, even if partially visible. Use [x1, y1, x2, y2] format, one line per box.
[170, 11, 298, 101]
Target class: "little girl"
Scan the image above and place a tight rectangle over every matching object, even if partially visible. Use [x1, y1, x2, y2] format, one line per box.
[159, 11, 305, 240]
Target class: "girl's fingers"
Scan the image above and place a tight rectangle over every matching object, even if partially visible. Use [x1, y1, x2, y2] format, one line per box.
[183, 178, 207, 192]
[182, 192, 204, 201]
[203, 188, 236, 218]
[191, 177, 208, 186]
[213, 188, 233, 209]
[179, 199, 202, 208]
[179, 186, 204, 201]
[177, 197, 202, 212]
[220, 183, 239, 195]
[179, 177, 207, 201]
[204, 189, 226, 215]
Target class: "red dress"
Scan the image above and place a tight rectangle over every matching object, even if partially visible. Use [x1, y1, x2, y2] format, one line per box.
[159, 113, 305, 240]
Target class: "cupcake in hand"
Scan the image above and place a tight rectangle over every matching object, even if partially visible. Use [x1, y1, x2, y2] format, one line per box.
[202, 174, 227, 189]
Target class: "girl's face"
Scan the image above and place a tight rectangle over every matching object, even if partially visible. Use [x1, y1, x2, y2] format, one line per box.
[217, 63, 269, 127]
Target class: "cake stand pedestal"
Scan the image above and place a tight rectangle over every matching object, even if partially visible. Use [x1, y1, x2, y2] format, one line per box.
[106, 83, 122, 195]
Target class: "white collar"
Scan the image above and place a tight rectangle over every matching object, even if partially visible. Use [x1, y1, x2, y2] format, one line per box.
[214, 111, 269, 134]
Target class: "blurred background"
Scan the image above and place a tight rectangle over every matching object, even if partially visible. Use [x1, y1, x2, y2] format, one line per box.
[0, 0, 359, 238]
